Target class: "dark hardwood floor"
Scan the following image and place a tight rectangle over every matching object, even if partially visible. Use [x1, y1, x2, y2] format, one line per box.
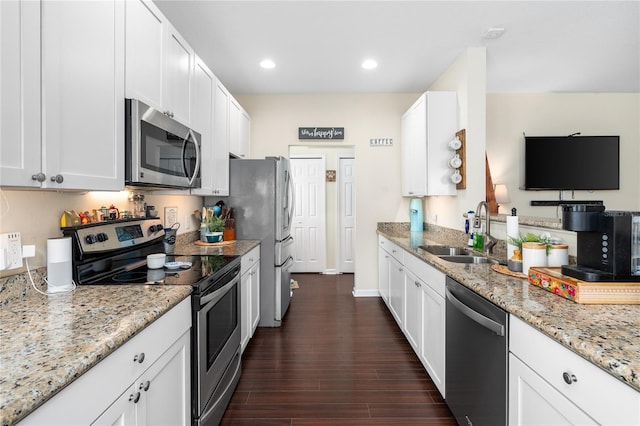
[221, 273, 456, 425]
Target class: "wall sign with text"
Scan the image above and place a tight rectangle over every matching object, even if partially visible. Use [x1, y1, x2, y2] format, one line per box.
[298, 127, 345, 140]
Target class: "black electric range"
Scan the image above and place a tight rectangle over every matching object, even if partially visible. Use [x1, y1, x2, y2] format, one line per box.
[62, 218, 240, 292]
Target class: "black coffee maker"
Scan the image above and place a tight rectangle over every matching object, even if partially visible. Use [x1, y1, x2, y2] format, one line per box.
[562, 204, 640, 282]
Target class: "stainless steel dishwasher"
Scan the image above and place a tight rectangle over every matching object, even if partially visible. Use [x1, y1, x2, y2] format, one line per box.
[445, 277, 508, 426]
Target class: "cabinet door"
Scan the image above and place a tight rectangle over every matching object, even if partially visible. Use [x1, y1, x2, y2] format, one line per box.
[211, 80, 230, 194]
[163, 22, 193, 125]
[229, 98, 241, 158]
[378, 246, 390, 304]
[238, 108, 251, 159]
[250, 262, 261, 334]
[92, 384, 137, 426]
[388, 257, 404, 327]
[0, 0, 41, 187]
[240, 269, 251, 353]
[124, 0, 164, 109]
[420, 281, 446, 397]
[41, 0, 124, 191]
[509, 354, 596, 426]
[401, 94, 427, 196]
[190, 57, 215, 196]
[403, 268, 422, 353]
[138, 332, 190, 426]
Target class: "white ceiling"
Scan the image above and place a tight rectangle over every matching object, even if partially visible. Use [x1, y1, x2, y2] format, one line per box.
[154, 0, 640, 95]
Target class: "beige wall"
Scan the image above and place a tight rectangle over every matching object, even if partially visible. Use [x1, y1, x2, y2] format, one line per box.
[0, 189, 203, 275]
[486, 93, 640, 218]
[425, 47, 487, 231]
[236, 93, 419, 292]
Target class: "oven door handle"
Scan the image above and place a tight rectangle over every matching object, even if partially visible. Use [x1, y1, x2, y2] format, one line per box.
[445, 287, 505, 336]
[200, 273, 239, 307]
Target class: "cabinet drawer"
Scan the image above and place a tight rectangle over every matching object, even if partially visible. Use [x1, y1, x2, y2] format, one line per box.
[404, 253, 445, 298]
[378, 235, 404, 263]
[241, 245, 260, 274]
[510, 315, 640, 425]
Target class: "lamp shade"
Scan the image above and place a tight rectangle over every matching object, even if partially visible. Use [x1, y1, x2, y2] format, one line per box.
[494, 184, 510, 204]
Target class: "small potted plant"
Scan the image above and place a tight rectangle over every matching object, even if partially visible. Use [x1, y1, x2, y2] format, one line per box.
[205, 215, 225, 243]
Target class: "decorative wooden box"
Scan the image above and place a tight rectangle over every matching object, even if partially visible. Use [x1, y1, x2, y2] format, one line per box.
[528, 267, 640, 304]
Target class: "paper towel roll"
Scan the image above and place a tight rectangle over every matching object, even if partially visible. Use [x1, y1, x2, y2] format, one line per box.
[506, 215, 519, 260]
[47, 237, 74, 293]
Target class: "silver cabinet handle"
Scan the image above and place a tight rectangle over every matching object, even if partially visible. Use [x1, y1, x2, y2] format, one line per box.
[563, 372, 578, 384]
[133, 352, 145, 363]
[50, 174, 63, 183]
[415, 281, 420, 288]
[129, 392, 141, 403]
[31, 173, 46, 182]
[139, 380, 151, 391]
[446, 287, 505, 336]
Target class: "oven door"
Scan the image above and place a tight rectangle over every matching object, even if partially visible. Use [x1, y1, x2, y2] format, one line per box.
[126, 98, 201, 188]
[196, 271, 241, 420]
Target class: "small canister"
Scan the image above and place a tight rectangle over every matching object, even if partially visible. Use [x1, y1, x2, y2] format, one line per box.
[547, 244, 569, 267]
[522, 242, 547, 276]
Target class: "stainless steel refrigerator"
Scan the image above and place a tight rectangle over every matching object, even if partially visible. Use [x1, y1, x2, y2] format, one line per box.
[226, 156, 294, 327]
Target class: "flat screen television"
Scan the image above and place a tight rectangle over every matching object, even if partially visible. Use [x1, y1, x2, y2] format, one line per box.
[524, 135, 620, 190]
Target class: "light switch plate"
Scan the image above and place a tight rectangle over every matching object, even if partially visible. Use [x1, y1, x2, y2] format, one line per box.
[0, 232, 23, 270]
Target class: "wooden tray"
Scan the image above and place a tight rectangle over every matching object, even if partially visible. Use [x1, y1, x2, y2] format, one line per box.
[194, 240, 236, 247]
[528, 267, 640, 304]
[491, 264, 527, 279]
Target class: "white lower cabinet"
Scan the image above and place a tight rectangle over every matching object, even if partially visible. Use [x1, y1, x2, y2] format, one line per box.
[509, 315, 640, 426]
[21, 298, 191, 426]
[404, 252, 446, 398]
[241, 245, 261, 352]
[388, 256, 404, 328]
[403, 268, 422, 353]
[378, 244, 391, 305]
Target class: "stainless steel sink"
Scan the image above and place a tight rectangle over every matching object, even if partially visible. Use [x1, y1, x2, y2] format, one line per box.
[419, 245, 471, 256]
[439, 255, 498, 264]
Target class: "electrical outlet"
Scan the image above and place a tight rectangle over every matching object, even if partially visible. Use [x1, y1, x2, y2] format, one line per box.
[0, 232, 23, 270]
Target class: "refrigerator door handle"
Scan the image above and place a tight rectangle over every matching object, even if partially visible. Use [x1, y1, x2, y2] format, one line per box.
[287, 171, 295, 233]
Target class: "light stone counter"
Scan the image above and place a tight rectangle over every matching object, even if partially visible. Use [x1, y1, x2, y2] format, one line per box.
[0, 238, 258, 425]
[0, 277, 191, 426]
[378, 224, 640, 393]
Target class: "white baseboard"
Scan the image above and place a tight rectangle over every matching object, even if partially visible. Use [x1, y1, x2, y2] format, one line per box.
[323, 269, 339, 275]
[352, 288, 381, 298]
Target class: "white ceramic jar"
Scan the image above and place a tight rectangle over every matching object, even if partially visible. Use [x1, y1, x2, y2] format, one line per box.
[547, 244, 569, 267]
[522, 242, 547, 275]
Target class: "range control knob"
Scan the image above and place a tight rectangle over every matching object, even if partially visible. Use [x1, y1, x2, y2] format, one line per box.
[155, 224, 164, 232]
[85, 234, 97, 244]
[97, 233, 109, 242]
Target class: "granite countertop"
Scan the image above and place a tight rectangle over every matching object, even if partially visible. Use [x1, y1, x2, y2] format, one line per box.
[377, 226, 640, 393]
[0, 238, 259, 425]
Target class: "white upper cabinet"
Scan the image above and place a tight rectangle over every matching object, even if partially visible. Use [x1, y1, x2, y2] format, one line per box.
[1, 0, 124, 190]
[125, 0, 193, 126]
[191, 56, 229, 196]
[229, 97, 251, 159]
[401, 91, 458, 196]
[0, 0, 41, 187]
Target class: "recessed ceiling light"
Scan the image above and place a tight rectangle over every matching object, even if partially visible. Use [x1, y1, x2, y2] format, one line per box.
[260, 59, 275, 69]
[482, 27, 505, 39]
[361, 59, 378, 70]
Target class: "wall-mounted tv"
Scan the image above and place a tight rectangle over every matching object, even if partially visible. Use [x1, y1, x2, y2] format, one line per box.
[524, 135, 620, 190]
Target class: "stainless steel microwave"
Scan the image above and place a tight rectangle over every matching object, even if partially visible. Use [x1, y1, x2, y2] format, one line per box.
[125, 99, 201, 189]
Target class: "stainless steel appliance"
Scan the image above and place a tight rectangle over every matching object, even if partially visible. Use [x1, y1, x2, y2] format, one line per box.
[562, 205, 640, 282]
[62, 218, 241, 426]
[445, 277, 508, 426]
[125, 98, 201, 189]
[214, 156, 294, 327]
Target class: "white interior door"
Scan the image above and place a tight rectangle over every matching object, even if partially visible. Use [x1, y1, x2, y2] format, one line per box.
[290, 157, 326, 273]
[338, 157, 355, 273]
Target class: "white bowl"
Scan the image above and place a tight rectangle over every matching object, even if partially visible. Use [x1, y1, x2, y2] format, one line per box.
[147, 253, 166, 269]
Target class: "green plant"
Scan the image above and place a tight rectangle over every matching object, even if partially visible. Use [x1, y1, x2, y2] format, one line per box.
[206, 215, 225, 232]
[507, 232, 553, 254]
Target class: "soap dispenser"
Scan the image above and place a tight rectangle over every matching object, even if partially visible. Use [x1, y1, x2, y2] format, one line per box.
[409, 198, 424, 232]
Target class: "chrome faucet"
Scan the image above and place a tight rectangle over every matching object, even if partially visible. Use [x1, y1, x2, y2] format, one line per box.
[473, 201, 498, 254]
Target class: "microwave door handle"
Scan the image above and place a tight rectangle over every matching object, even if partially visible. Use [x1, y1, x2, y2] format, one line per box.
[182, 129, 200, 186]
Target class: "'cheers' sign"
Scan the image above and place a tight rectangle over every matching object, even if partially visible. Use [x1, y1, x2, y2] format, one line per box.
[298, 127, 345, 140]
